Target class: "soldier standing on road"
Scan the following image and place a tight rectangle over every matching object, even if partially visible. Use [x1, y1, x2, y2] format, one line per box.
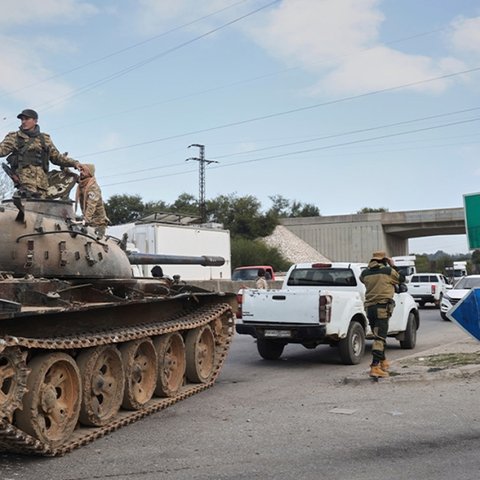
[0, 109, 81, 197]
[75, 163, 108, 237]
[256, 268, 268, 289]
[360, 251, 405, 378]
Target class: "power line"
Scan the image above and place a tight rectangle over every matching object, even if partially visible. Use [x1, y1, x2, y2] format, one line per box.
[50, 25, 450, 133]
[101, 116, 480, 188]
[97, 105, 480, 181]
[209, 106, 480, 160]
[35, 0, 281, 112]
[77, 65, 480, 159]
[0, 0, 251, 103]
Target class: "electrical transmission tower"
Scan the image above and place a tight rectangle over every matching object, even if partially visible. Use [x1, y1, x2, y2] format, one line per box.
[186, 144, 218, 223]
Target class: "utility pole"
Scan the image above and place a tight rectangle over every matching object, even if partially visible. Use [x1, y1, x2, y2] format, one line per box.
[186, 144, 218, 223]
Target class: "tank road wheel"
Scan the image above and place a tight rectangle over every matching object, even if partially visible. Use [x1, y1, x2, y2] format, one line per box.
[0, 347, 29, 422]
[153, 333, 186, 397]
[185, 325, 216, 383]
[15, 353, 81, 448]
[77, 346, 125, 426]
[120, 339, 157, 410]
[210, 316, 229, 345]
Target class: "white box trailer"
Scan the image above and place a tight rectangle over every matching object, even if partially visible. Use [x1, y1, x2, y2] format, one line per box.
[107, 222, 231, 280]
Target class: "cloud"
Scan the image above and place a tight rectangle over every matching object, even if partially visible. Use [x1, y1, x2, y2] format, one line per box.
[319, 47, 464, 95]
[0, 35, 74, 107]
[0, 1, 99, 107]
[247, 0, 468, 96]
[134, 0, 233, 36]
[97, 132, 123, 151]
[0, 0, 98, 27]
[449, 16, 480, 55]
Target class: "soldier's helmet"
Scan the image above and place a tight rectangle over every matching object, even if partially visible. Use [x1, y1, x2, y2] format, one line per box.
[17, 109, 38, 120]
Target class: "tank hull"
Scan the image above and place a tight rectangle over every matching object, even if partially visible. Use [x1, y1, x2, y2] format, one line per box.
[0, 199, 236, 455]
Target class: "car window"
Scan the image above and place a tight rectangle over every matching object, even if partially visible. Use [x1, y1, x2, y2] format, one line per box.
[287, 268, 357, 287]
[454, 277, 480, 289]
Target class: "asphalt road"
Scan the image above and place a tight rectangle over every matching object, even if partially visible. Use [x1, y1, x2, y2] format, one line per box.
[1, 307, 479, 480]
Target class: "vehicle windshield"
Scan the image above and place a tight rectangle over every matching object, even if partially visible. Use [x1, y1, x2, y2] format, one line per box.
[233, 268, 273, 281]
[453, 277, 480, 289]
[287, 268, 357, 287]
[232, 269, 259, 281]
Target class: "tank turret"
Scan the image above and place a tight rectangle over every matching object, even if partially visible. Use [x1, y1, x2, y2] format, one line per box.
[0, 198, 225, 279]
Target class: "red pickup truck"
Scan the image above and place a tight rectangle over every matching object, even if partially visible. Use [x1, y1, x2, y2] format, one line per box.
[232, 265, 275, 281]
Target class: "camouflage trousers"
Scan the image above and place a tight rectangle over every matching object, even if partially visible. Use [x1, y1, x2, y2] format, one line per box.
[366, 302, 394, 363]
[17, 166, 49, 197]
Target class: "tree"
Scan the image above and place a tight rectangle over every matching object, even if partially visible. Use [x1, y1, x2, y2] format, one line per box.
[207, 193, 277, 239]
[414, 254, 430, 273]
[105, 194, 145, 224]
[144, 200, 169, 216]
[357, 207, 389, 213]
[471, 250, 480, 274]
[268, 194, 291, 217]
[231, 237, 291, 271]
[290, 201, 320, 217]
[169, 193, 199, 216]
[0, 171, 14, 200]
[268, 195, 320, 218]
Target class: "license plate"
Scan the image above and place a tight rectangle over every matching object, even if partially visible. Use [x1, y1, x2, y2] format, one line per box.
[264, 329, 291, 338]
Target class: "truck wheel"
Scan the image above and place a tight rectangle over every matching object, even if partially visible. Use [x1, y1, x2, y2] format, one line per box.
[257, 339, 285, 360]
[339, 321, 365, 365]
[399, 312, 417, 349]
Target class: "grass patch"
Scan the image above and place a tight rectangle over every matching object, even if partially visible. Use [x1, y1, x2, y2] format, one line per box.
[415, 352, 480, 367]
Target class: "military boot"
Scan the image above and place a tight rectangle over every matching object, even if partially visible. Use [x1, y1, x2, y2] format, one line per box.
[369, 363, 389, 378]
[380, 359, 390, 372]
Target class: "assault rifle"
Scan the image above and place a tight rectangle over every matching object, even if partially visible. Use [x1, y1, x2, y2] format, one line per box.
[2, 162, 21, 188]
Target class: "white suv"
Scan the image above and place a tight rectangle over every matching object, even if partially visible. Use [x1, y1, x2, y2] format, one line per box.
[409, 273, 451, 308]
[440, 275, 480, 321]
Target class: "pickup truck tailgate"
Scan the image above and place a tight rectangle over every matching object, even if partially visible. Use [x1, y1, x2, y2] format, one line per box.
[242, 290, 322, 324]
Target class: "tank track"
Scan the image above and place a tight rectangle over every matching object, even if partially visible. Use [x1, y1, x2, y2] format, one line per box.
[0, 302, 234, 456]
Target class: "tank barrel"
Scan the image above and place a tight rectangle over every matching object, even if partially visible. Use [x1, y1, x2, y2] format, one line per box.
[127, 253, 225, 267]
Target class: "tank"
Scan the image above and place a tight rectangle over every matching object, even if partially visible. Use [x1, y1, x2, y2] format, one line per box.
[0, 197, 236, 456]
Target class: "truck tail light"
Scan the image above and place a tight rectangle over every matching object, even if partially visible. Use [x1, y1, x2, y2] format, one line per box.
[319, 294, 332, 323]
[236, 293, 243, 319]
[431, 284, 436, 294]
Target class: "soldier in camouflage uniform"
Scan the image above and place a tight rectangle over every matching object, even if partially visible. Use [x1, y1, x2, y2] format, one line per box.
[76, 163, 108, 237]
[360, 251, 405, 378]
[0, 109, 80, 197]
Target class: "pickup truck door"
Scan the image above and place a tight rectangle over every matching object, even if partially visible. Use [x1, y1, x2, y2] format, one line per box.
[388, 293, 407, 332]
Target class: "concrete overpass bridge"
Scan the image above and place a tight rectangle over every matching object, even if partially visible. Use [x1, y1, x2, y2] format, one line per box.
[281, 207, 465, 262]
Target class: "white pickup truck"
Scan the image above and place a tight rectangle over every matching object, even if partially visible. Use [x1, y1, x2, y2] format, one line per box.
[408, 273, 451, 307]
[236, 262, 420, 365]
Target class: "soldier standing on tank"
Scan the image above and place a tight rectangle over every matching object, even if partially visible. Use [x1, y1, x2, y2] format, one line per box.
[0, 109, 81, 198]
[360, 251, 405, 378]
[75, 163, 108, 237]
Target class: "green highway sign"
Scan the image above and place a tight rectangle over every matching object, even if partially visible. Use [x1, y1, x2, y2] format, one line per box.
[464, 192, 480, 250]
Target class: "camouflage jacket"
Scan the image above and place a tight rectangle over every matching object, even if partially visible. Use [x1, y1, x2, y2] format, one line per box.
[0, 128, 78, 170]
[360, 260, 405, 307]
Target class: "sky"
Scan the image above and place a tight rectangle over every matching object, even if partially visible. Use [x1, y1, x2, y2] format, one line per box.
[1, 0, 479, 255]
